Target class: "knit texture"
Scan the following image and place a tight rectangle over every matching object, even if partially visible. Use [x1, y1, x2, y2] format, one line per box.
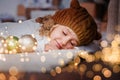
[52, 0, 101, 46]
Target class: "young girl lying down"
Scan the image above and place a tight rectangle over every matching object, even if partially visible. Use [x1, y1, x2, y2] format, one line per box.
[0, 0, 101, 52]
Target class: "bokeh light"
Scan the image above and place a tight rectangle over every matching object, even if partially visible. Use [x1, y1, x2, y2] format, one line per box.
[79, 64, 87, 73]
[86, 70, 94, 78]
[102, 68, 112, 78]
[92, 64, 102, 72]
[113, 65, 120, 73]
[0, 73, 6, 80]
[93, 75, 101, 80]
[9, 66, 18, 76]
[55, 66, 61, 74]
[9, 76, 17, 80]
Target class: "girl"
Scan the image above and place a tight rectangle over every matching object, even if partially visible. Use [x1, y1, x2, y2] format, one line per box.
[36, 0, 101, 51]
[0, 0, 101, 52]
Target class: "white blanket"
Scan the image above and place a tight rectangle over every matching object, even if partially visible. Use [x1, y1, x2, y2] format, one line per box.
[0, 19, 100, 72]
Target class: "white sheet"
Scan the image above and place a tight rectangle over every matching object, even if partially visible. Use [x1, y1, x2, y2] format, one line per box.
[0, 19, 100, 72]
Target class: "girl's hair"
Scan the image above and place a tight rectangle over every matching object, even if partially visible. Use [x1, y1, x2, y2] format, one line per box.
[35, 15, 56, 37]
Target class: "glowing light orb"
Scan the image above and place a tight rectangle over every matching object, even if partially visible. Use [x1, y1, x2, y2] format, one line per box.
[0, 36, 6, 53]
[19, 35, 37, 52]
[6, 36, 19, 53]
[100, 40, 108, 48]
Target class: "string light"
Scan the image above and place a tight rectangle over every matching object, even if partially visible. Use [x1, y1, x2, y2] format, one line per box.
[0, 26, 120, 80]
[0, 34, 37, 54]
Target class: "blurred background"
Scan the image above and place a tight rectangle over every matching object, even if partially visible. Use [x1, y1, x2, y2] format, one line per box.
[0, 0, 109, 21]
[0, 0, 109, 34]
[0, 0, 70, 22]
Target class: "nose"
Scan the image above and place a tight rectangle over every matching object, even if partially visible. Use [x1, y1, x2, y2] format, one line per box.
[61, 36, 71, 46]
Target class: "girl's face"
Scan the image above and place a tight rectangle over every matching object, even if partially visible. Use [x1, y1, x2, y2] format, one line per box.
[44, 24, 78, 51]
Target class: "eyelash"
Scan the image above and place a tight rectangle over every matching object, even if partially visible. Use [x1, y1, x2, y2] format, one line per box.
[71, 41, 76, 46]
[63, 31, 67, 36]
[70, 42, 74, 46]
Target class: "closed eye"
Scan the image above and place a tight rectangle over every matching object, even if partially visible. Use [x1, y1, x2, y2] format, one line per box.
[70, 41, 77, 46]
[71, 42, 75, 46]
[63, 31, 67, 36]
[70, 42, 74, 46]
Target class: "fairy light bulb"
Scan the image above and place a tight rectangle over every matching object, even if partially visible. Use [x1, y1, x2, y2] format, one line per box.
[18, 34, 37, 52]
[0, 36, 6, 53]
[6, 36, 19, 53]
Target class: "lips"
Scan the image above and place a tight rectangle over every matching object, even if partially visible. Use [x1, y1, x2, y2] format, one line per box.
[55, 40, 62, 49]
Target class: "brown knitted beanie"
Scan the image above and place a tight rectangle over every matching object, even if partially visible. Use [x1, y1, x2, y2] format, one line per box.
[52, 0, 101, 46]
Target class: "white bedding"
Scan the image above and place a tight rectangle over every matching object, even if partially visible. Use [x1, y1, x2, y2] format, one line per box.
[0, 49, 79, 72]
[0, 19, 100, 72]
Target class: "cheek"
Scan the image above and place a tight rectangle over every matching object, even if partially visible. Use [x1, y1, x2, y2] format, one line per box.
[49, 40, 57, 47]
[50, 33, 57, 39]
[50, 31, 62, 39]
[65, 45, 74, 49]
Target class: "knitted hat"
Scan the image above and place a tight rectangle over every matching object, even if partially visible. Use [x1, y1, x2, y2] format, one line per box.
[52, 0, 101, 46]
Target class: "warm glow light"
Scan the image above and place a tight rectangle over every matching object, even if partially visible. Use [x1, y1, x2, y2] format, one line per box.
[18, 35, 37, 52]
[18, 20, 23, 23]
[86, 71, 94, 78]
[92, 64, 102, 72]
[55, 66, 61, 74]
[66, 52, 73, 59]
[100, 40, 108, 47]
[0, 26, 120, 80]
[74, 56, 80, 64]
[0, 54, 6, 61]
[20, 58, 25, 62]
[58, 59, 65, 66]
[94, 51, 102, 60]
[41, 67, 46, 73]
[6, 36, 19, 52]
[113, 65, 120, 73]
[78, 51, 89, 59]
[25, 57, 29, 62]
[9, 66, 18, 76]
[40, 56, 46, 62]
[86, 55, 95, 62]
[66, 65, 74, 72]
[106, 34, 115, 42]
[9, 76, 17, 80]
[101, 47, 112, 62]
[50, 69, 56, 76]
[0, 36, 6, 53]
[0, 73, 6, 80]
[0, 32, 3, 36]
[102, 68, 112, 78]
[111, 40, 119, 47]
[93, 75, 101, 80]
[102, 44, 120, 64]
[114, 34, 120, 43]
[79, 64, 87, 73]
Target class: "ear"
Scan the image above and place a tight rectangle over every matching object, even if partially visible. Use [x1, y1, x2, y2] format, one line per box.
[70, 0, 81, 9]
